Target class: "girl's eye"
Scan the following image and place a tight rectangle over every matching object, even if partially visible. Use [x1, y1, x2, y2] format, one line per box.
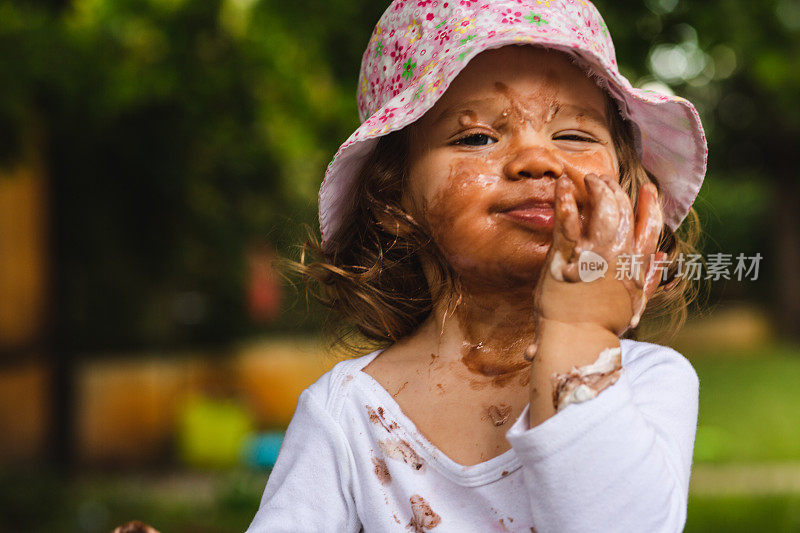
[554, 133, 598, 143]
[452, 133, 497, 146]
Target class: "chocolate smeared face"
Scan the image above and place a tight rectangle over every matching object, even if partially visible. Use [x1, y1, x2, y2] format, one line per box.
[403, 45, 619, 290]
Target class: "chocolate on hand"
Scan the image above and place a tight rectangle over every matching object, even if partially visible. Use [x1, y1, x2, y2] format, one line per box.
[551, 346, 622, 411]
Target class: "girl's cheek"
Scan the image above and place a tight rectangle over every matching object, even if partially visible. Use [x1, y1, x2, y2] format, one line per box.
[406, 156, 450, 216]
[562, 149, 618, 200]
[426, 159, 497, 221]
[566, 149, 616, 177]
[422, 159, 498, 243]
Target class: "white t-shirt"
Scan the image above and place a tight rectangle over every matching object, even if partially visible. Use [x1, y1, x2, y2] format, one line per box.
[247, 338, 699, 533]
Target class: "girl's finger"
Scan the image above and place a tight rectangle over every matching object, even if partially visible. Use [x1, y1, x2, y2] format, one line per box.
[642, 251, 666, 301]
[633, 183, 663, 258]
[597, 174, 634, 250]
[562, 262, 581, 283]
[549, 175, 579, 282]
[556, 175, 581, 244]
[586, 174, 619, 246]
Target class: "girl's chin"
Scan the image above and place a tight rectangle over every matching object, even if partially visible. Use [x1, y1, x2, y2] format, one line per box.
[448, 255, 548, 289]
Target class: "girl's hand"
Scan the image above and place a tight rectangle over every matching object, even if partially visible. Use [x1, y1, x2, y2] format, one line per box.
[533, 173, 665, 337]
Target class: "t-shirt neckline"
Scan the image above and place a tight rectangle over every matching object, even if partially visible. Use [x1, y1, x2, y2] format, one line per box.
[353, 348, 523, 487]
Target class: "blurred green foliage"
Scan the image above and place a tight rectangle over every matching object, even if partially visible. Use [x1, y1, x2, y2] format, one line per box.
[0, 0, 384, 350]
[0, 0, 797, 351]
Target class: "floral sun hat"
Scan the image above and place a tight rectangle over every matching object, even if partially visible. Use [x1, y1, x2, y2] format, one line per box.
[318, 0, 707, 251]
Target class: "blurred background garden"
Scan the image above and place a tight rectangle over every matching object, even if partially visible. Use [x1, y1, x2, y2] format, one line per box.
[0, 0, 799, 531]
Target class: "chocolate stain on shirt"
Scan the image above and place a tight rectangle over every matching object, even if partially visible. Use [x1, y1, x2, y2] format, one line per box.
[407, 494, 442, 532]
[367, 405, 400, 433]
[379, 438, 426, 472]
[499, 516, 516, 530]
[487, 404, 512, 426]
[372, 456, 392, 485]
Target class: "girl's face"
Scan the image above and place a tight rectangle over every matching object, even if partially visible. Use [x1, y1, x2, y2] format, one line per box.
[403, 45, 619, 290]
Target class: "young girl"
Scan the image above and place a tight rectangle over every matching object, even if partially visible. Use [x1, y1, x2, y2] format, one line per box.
[249, 1, 706, 531]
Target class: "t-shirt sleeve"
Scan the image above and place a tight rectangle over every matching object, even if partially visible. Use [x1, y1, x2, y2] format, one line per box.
[247, 388, 361, 533]
[505, 345, 699, 533]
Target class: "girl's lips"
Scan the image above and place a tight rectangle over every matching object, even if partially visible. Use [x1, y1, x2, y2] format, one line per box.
[500, 202, 555, 229]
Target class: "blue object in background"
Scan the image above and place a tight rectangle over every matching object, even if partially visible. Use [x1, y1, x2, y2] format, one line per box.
[243, 431, 285, 468]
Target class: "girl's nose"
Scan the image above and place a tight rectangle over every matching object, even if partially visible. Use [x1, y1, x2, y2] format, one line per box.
[503, 143, 564, 181]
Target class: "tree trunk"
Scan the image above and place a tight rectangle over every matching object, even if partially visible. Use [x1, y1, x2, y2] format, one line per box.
[772, 175, 800, 342]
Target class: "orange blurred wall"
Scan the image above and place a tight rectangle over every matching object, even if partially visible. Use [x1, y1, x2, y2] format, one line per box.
[0, 153, 48, 349]
[0, 132, 50, 463]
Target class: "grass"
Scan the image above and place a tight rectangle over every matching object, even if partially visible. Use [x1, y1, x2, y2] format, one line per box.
[0, 469, 265, 533]
[690, 342, 800, 463]
[686, 494, 800, 532]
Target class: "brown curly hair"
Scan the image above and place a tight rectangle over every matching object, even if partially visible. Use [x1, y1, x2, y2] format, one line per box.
[286, 94, 703, 354]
